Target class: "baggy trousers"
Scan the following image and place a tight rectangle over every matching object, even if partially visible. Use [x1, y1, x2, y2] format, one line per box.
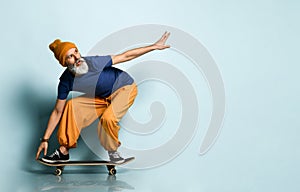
[57, 83, 138, 151]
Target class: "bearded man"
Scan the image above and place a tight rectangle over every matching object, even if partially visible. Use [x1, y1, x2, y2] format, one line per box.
[35, 32, 170, 163]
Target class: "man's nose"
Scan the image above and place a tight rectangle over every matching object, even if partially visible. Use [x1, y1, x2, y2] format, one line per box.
[74, 54, 80, 60]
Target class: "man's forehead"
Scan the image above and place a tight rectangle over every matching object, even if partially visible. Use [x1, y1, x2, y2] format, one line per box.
[66, 48, 77, 56]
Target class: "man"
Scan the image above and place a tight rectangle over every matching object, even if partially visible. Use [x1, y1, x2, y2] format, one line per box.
[35, 32, 170, 163]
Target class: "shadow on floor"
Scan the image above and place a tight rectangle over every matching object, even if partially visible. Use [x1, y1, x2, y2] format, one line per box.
[16, 84, 105, 173]
[31, 173, 135, 192]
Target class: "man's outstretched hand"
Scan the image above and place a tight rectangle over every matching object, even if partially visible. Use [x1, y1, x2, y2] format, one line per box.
[154, 31, 171, 50]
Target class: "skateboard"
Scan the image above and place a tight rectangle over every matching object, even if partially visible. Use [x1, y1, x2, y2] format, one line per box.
[37, 157, 135, 176]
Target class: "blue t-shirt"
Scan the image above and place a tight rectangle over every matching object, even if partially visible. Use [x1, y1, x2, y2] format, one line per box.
[57, 55, 134, 100]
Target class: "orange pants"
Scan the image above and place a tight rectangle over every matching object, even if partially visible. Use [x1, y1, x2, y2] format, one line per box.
[57, 83, 137, 151]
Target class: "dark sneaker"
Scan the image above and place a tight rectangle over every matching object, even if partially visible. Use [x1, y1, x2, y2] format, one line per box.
[108, 151, 125, 164]
[42, 149, 69, 163]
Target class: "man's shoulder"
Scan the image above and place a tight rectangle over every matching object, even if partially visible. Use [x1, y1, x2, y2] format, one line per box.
[83, 55, 112, 62]
[83, 55, 112, 70]
[59, 68, 74, 81]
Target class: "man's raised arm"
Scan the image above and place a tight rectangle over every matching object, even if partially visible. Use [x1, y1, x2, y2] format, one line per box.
[111, 31, 170, 65]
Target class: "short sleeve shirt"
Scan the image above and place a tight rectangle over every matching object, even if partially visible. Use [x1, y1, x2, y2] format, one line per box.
[57, 55, 134, 100]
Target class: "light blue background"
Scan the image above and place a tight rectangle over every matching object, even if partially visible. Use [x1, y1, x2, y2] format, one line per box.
[1, 0, 299, 191]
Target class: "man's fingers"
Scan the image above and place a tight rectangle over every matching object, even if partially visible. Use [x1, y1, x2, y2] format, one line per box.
[35, 143, 48, 160]
[158, 31, 170, 45]
[43, 144, 48, 156]
[154, 31, 171, 49]
[36, 148, 41, 160]
[162, 31, 170, 40]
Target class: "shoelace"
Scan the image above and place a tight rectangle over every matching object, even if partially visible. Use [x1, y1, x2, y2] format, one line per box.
[110, 152, 121, 158]
[49, 150, 60, 158]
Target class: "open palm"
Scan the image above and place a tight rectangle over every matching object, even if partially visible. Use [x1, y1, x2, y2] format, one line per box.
[154, 31, 171, 50]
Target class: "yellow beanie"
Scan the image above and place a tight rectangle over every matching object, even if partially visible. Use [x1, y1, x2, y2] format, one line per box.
[49, 39, 77, 67]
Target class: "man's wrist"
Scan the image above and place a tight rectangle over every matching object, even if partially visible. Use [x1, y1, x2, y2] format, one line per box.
[151, 44, 159, 50]
[40, 138, 49, 142]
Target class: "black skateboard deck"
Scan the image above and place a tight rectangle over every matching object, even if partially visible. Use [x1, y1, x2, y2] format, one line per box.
[37, 157, 135, 176]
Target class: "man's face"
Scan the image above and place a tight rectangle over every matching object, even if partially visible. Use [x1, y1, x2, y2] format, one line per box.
[65, 48, 81, 66]
[65, 48, 89, 75]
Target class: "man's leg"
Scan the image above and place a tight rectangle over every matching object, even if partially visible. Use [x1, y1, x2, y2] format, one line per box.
[42, 96, 108, 163]
[57, 96, 108, 148]
[98, 83, 138, 160]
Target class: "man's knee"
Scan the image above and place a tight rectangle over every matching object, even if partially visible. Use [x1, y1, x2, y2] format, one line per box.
[100, 112, 117, 125]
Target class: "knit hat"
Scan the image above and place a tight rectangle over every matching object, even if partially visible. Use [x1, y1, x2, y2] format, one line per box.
[49, 39, 77, 67]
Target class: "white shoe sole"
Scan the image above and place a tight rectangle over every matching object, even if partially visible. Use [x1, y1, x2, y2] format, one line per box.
[41, 158, 69, 164]
[110, 159, 125, 164]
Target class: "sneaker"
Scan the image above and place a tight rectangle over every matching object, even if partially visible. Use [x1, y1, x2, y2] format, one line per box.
[108, 151, 125, 164]
[42, 149, 69, 163]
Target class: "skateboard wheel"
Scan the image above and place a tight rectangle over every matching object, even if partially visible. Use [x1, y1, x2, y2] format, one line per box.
[106, 165, 116, 175]
[109, 168, 116, 175]
[55, 168, 62, 176]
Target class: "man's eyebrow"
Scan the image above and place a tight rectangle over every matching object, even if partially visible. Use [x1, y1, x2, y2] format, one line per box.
[66, 50, 76, 57]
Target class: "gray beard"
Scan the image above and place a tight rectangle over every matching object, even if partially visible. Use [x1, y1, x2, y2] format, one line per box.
[68, 58, 89, 76]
